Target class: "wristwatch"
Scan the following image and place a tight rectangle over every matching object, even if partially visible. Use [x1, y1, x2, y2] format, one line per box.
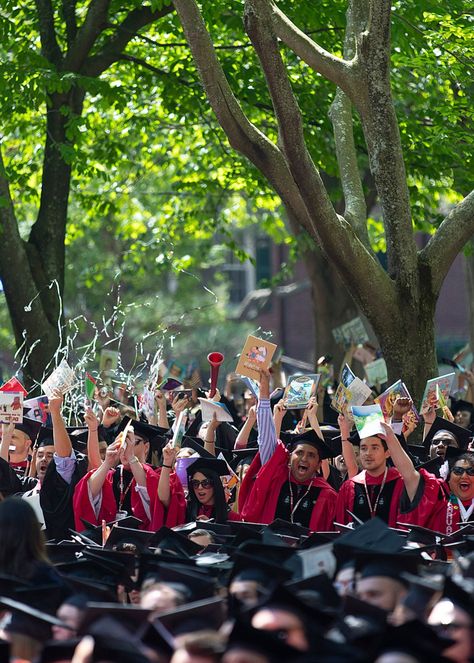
[129, 455, 139, 465]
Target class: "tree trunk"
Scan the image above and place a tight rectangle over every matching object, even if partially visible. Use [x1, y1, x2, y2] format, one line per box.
[465, 250, 474, 353]
[302, 247, 358, 367]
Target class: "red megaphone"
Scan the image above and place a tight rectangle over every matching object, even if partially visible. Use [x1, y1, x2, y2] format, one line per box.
[207, 352, 224, 399]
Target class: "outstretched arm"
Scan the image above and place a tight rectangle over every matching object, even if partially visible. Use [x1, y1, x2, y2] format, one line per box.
[234, 405, 256, 450]
[157, 441, 177, 509]
[381, 420, 420, 502]
[338, 414, 359, 478]
[49, 389, 72, 457]
[257, 368, 277, 465]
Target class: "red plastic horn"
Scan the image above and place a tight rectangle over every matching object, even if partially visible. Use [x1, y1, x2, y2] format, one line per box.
[207, 352, 224, 398]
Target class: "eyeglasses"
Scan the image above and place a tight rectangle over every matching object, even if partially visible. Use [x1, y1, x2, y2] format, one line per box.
[432, 438, 455, 446]
[190, 479, 213, 490]
[452, 466, 474, 477]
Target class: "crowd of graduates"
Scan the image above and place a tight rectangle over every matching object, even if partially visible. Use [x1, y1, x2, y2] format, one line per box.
[0, 355, 473, 663]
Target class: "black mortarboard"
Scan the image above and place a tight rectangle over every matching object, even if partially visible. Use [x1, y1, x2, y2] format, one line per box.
[61, 575, 118, 602]
[228, 551, 293, 586]
[157, 596, 226, 635]
[104, 525, 154, 552]
[450, 398, 474, 418]
[15, 418, 42, 442]
[78, 602, 151, 636]
[137, 619, 175, 659]
[224, 618, 303, 661]
[139, 559, 217, 601]
[35, 427, 54, 447]
[45, 542, 85, 564]
[285, 572, 341, 611]
[442, 576, 474, 615]
[423, 416, 471, 451]
[334, 517, 405, 558]
[186, 456, 229, 477]
[280, 429, 333, 459]
[355, 549, 423, 581]
[257, 583, 334, 633]
[408, 444, 428, 462]
[268, 518, 311, 539]
[152, 526, 203, 558]
[375, 619, 454, 662]
[37, 639, 81, 663]
[0, 595, 71, 640]
[399, 523, 444, 547]
[117, 417, 169, 459]
[416, 455, 444, 476]
[65, 427, 94, 453]
[55, 557, 126, 590]
[180, 436, 215, 459]
[229, 447, 259, 472]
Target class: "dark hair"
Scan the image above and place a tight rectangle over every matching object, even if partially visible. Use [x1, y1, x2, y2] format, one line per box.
[449, 452, 474, 472]
[360, 436, 388, 451]
[0, 497, 50, 578]
[186, 467, 229, 523]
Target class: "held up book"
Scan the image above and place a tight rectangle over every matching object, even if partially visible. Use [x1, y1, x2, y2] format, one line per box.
[235, 335, 277, 381]
[351, 404, 385, 439]
[41, 359, 76, 398]
[375, 379, 419, 430]
[0, 391, 24, 424]
[199, 398, 234, 423]
[283, 374, 320, 410]
[419, 373, 455, 412]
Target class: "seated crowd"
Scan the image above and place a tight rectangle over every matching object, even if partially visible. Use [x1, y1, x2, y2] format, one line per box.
[0, 355, 473, 663]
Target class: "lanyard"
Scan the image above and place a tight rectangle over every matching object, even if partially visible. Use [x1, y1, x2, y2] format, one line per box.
[362, 467, 388, 518]
[288, 468, 312, 524]
[119, 465, 134, 512]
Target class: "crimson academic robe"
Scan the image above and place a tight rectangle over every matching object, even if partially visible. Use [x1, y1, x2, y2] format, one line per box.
[425, 479, 474, 535]
[73, 463, 158, 531]
[335, 467, 440, 528]
[150, 469, 187, 530]
[240, 441, 337, 531]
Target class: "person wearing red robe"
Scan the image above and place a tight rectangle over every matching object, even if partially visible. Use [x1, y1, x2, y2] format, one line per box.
[426, 452, 474, 535]
[73, 426, 183, 531]
[239, 369, 337, 531]
[335, 400, 441, 529]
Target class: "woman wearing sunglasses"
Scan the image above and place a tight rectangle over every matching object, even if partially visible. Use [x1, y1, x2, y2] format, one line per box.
[428, 452, 474, 535]
[158, 446, 241, 524]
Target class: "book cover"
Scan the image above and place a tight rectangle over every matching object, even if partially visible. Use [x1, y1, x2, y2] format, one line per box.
[0, 391, 24, 424]
[420, 373, 455, 412]
[351, 404, 385, 439]
[364, 358, 388, 387]
[283, 374, 320, 410]
[235, 335, 277, 381]
[41, 359, 76, 398]
[199, 398, 234, 423]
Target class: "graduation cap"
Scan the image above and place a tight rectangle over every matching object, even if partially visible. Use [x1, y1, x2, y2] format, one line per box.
[152, 526, 203, 558]
[334, 517, 405, 557]
[375, 619, 455, 662]
[186, 456, 229, 477]
[61, 574, 118, 602]
[139, 558, 217, 601]
[398, 523, 444, 548]
[442, 576, 474, 615]
[104, 525, 155, 552]
[285, 572, 341, 611]
[408, 444, 428, 463]
[157, 596, 226, 635]
[46, 541, 85, 564]
[423, 416, 471, 451]
[279, 429, 333, 460]
[36, 639, 82, 663]
[229, 447, 259, 472]
[268, 518, 311, 539]
[224, 618, 303, 661]
[35, 427, 54, 447]
[180, 436, 215, 459]
[78, 602, 151, 636]
[14, 418, 42, 442]
[0, 595, 72, 642]
[450, 398, 474, 419]
[256, 583, 335, 634]
[55, 556, 127, 590]
[228, 551, 293, 587]
[117, 417, 169, 457]
[137, 619, 175, 659]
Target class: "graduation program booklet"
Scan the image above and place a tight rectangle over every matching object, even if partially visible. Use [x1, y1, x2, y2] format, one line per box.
[235, 335, 277, 381]
[332, 364, 372, 416]
[41, 359, 76, 398]
[364, 358, 388, 387]
[419, 372, 455, 412]
[351, 404, 385, 439]
[283, 374, 320, 409]
[0, 391, 24, 424]
[199, 398, 234, 423]
[375, 379, 419, 424]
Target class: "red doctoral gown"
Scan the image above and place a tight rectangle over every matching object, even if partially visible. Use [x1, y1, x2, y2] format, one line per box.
[240, 441, 337, 531]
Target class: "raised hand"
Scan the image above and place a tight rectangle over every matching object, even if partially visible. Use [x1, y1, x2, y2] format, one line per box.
[104, 439, 122, 469]
[258, 367, 271, 399]
[84, 407, 100, 431]
[161, 440, 177, 469]
[246, 404, 257, 424]
[172, 394, 190, 415]
[102, 406, 121, 429]
[48, 387, 63, 416]
[338, 413, 352, 440]
[392, 396, 413, 420]
[421, 401, 436, 425]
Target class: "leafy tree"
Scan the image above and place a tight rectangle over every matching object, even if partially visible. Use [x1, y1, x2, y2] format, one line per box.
[172, 0, 474, 399]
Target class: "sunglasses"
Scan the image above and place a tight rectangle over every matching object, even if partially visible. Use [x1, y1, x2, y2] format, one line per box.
[452, 466, 474, 477]
[190, 478, 213, 490]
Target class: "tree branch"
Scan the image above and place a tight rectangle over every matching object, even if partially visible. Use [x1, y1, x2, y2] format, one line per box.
[420, 190, 474, 296]
[82, 5, 175, 77]
[34, 0, 63, 64]
[270, 1, 356, 102]
[61, 0, 110, 72]
[328, 1, 369, 248]
[355, 0, 418, 294]
[243, 0, 394, 315]
[61, 0, 78, 47]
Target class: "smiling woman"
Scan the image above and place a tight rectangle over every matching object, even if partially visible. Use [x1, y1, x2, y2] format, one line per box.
[427, 453, 474, 535]
[186, 457, 242, 523]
